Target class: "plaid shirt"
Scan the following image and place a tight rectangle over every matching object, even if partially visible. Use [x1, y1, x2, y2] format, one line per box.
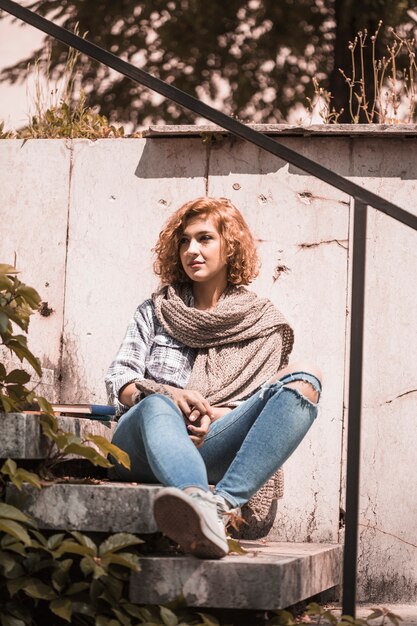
[105, 298, 196, 415]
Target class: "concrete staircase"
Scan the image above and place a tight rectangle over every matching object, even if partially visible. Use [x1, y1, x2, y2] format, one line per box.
[1, 413, 342, 610]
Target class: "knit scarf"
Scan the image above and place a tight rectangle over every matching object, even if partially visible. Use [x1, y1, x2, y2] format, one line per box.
[151, 284, 294, 406]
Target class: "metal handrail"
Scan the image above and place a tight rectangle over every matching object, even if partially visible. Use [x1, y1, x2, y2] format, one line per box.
[1, 0, 416, 616]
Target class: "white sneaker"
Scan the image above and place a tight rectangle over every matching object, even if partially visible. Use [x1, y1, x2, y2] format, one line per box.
[153, 487, 229, 559]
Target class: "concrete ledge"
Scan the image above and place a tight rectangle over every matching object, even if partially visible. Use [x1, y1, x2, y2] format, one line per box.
[0, 413, 115, 459]
[140, 123, 417, 138]
[130, 541, 342, 610]
[6, 482, 160, 533]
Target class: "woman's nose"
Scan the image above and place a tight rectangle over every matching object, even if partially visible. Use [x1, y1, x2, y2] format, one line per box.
[187, 239, 199, 254]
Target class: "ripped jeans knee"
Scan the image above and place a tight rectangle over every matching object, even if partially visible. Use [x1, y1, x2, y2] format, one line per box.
[260, 371, 322, 405]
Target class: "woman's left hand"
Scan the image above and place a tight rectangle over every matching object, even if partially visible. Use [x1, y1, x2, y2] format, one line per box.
[186, 413, 211, 448]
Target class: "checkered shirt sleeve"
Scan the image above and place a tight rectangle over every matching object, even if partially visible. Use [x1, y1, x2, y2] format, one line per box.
[105, 299, 195, 416]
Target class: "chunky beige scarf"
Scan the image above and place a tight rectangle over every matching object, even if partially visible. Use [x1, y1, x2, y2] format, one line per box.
[151, 284, 294, 406]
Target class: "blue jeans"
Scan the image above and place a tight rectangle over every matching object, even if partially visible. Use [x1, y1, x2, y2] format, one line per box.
[109, 371, 321, 508]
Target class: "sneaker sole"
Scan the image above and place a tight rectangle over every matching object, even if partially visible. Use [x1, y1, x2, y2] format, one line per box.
[153, 491, 228, 559]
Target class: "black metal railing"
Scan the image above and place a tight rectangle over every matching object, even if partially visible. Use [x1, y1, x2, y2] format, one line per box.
[1, 0, 416, 616]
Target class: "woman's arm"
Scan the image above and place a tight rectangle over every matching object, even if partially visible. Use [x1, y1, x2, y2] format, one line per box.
[163, 385, 214, 421]
[118, 381, 139, 407]
[105, 300, 154, 414]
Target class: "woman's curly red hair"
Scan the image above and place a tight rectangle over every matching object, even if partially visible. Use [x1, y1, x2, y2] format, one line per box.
[153, 197, 260, 286]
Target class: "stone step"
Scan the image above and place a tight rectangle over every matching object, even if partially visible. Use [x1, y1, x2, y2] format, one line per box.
[6, 482, 160, 534]
[129, 542, 342, 610]
[0, 412, 115, 459]
[5, 481, 342, 609]
[2, 416, 342, 610]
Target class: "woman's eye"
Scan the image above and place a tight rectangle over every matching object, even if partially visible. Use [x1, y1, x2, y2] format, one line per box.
[179, 238, 189, 245]
[200, 235, 212, 242]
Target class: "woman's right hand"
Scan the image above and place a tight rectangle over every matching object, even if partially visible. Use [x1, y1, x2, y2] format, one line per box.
[164, 386, 214, 423]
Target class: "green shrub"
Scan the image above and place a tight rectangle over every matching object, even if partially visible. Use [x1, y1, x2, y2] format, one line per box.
[0, 263, 42, 413]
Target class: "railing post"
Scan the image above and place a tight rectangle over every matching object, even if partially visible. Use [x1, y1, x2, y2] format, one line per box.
[342, 198, 368, 617]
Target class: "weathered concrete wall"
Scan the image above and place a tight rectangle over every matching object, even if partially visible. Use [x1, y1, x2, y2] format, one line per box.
[0, 139, 70, 400]
[0, 127, 416, 601]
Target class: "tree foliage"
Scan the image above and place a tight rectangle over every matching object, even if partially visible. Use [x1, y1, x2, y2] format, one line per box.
[0, 0, 416, 126]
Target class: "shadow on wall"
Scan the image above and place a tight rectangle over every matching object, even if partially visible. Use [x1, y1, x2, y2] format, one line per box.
[135, 138, 208, 180]
[134, 136, 291, 180]
[135, 135, 417, 181]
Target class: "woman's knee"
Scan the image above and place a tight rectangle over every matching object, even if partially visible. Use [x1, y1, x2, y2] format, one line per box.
[278, 361, 322, 383]
[285, 380, 320, 404]
[115, 395, 184, 445]
[276, 361, 322, 404]
[112, 397, 164, 444]
[130, 393, 179, 420]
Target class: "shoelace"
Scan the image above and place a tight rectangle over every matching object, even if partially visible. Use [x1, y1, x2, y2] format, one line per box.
[189, 492, 221, 516]
[189, 492, 212, 505]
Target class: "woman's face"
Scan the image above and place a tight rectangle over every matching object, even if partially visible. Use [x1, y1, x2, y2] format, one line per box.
[179, 216, 228, 286]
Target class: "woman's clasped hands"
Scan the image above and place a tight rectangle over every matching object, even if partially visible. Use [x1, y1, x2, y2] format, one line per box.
[165, 387, 214, 447]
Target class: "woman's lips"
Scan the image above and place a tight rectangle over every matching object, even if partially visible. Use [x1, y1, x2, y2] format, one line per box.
[188, 261, 204, 268]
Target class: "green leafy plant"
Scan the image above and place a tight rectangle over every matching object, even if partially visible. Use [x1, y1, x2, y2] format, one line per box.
[0, 498, 228, 625]
[4, 33, 124, 140]
[0, 506, 144, 625]
[36, 409, 130, 478]
[1, 459, 42, 492]
[19, 98, 125, 140]
[19, 42, 125, 139]
[0, 263, 43, 413]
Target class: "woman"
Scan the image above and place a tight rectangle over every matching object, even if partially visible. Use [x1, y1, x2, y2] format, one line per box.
[105, 197, 321, 559]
